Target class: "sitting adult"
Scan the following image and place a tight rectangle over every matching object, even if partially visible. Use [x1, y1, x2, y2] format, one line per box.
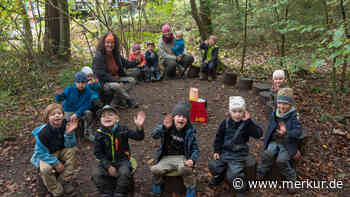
[92, 32, 139, 108]
[158, 24, 194, 79]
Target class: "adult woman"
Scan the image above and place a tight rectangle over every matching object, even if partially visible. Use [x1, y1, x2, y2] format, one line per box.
[92, 32, 139, 108]
[158, 24, 194, 79]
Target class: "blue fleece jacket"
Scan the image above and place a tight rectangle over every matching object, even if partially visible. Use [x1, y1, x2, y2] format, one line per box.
[30, 123, 76, 168]
[172, 38, 185, 56]
[87, 82, 101, 100]
[55, 84, 92, 117]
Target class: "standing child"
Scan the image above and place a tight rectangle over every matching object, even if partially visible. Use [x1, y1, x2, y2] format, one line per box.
[81, 66, 103, 141]
[200, 35, 219, 81]
[128, 43, 146, 81]
[31, 103, 78, 197]
[172, 31, 186, 76]
[150, 102, 199, 197]
[92, 105, 145, 197]
[256, 88, 302, 194]
[208, 96, 262, 197]
[145, 42, 161, 81]
[56, 71, 94, 140]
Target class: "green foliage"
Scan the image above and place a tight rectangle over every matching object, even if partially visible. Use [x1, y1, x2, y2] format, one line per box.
[57, 66, 80, 88]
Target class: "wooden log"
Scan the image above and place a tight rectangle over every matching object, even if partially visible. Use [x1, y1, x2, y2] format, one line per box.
[252, 83, 271, 95]
[259, 91, 272, 105]
[187, 66, 200, 78]
[222, 72, 237, 86]
[237, 78, 253, 90]
[162, 176, 186, 197]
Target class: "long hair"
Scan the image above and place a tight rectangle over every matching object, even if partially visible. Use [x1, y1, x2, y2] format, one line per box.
[96, 32, 122, 65]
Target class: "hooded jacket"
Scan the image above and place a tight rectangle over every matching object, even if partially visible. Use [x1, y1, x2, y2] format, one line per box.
[200, 42, 219, 65]
[30, 122, 76, 168]
[151, 122, 199, 164]
[55, 84, 93, 117]
[94, 124, 144, 169]
[263, 108, 302, 156]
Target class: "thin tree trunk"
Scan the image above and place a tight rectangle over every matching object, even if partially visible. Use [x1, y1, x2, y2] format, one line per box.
[322, 0, 328, 25]
[58, 0, 70, 60]
[199, 0, 212, 39]
[190, 0, 209, 41]
[44, 0, 60, 57]
[340, 0, 348, 91]
[332, 57, 338, 108]
[240, 0, 248, 72]
[18, 0, 34, 58]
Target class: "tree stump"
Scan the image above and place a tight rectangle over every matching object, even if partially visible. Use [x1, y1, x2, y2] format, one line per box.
[237, 78, 253, 90]
[259, 91, 272, 105]
[187, 66, 200, 78]
[222, 72, 237, 86]
[252, 83, 271, 95]
[162, 176, 186, 197]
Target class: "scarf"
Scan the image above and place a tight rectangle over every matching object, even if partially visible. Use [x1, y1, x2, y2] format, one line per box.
[162, 34, 174, 44]
[105, 51, 119, 78]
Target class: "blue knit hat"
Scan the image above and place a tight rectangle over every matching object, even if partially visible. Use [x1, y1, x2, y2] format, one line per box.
[74, 71, 88, 83]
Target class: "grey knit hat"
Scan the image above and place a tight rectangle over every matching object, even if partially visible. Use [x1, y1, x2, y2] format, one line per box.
[172, 102, 190, 120]
[277, 88, 295, 105]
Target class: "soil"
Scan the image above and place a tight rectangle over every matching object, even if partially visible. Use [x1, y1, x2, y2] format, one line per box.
[0, 75, 349, 197]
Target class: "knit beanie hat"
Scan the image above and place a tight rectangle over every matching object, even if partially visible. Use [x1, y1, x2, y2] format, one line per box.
[132, 43, 141, 52]
[162, 24, 171, 33]
[98, 105, 118, 117]
[74, 71, 88, 83]
[277, 88, 295, 105]
[273, 69, 285, 79]
[81, 66, 93, 76]
[229, 96, 246, 111]
[172, 102, 190, 120]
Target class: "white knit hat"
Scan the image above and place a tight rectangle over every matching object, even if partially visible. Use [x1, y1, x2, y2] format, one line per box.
[229, 96, 246, 111]
[81, 66, 93, 76]
[273, 69, 285, 79]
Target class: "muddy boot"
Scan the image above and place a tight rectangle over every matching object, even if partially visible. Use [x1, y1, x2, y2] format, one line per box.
[63, 181, 75, 195]
[199, 72, 208, 80]
[127, 98, 138, 109]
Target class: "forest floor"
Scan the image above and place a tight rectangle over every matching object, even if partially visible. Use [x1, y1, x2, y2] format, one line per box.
[0, 69, 349, 197]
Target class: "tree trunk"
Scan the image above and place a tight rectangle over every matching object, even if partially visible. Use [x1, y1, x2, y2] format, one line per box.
[189, 0, 211, 41]
[44, 0, 60, 57]
[18, 0, 34, 58]
[58, 0, 70, 60]
[322, 0, 328, 25]
[199, 0, 212, 39]
[340, 0, 348, 91]
[240, 0, 248, 72]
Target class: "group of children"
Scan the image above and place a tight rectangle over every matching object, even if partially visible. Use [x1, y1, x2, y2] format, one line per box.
[31, 66, 303, 197]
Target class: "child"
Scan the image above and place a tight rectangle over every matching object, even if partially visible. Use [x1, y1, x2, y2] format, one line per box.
[256, 88, 302, 194]
[200, 35, 219, 81]
[151, 102, 199, 197]
[145, 42, 161, 81]
[56, 71, 94, 140]
[208, 96, 262, 197]
[172, 31, 185, 76]
[128, 43, 147, 81]
[81, 66, 103, 141]
[31, 103, 78, 197]
[271, 69, 288, 109]
[92, 105, 145, 197]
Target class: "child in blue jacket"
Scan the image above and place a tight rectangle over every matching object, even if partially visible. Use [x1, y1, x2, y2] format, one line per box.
[56, 71, 94, 140]
[256, 88, 302, 194]
[31, 103, 78, 197]
[172, 31, 185, 75]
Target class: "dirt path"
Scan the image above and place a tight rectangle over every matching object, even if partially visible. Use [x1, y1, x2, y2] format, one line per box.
[0, 76, 348, 197]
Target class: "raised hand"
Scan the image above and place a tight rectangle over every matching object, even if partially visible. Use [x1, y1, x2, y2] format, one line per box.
[56, 88, 63, 95]
[213, 153, 220, 160]
[279, 122, 287, 135]
[108, 166, 117, 177]
[66, 118, 78, 134]
[55, 162, 65, 173]
[163, 114, 173, 129]
[184, 160, 194, 167]
[134, 111, 146, 129]
[242, 111, 251, 121]
[70, 114, 78, 122]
